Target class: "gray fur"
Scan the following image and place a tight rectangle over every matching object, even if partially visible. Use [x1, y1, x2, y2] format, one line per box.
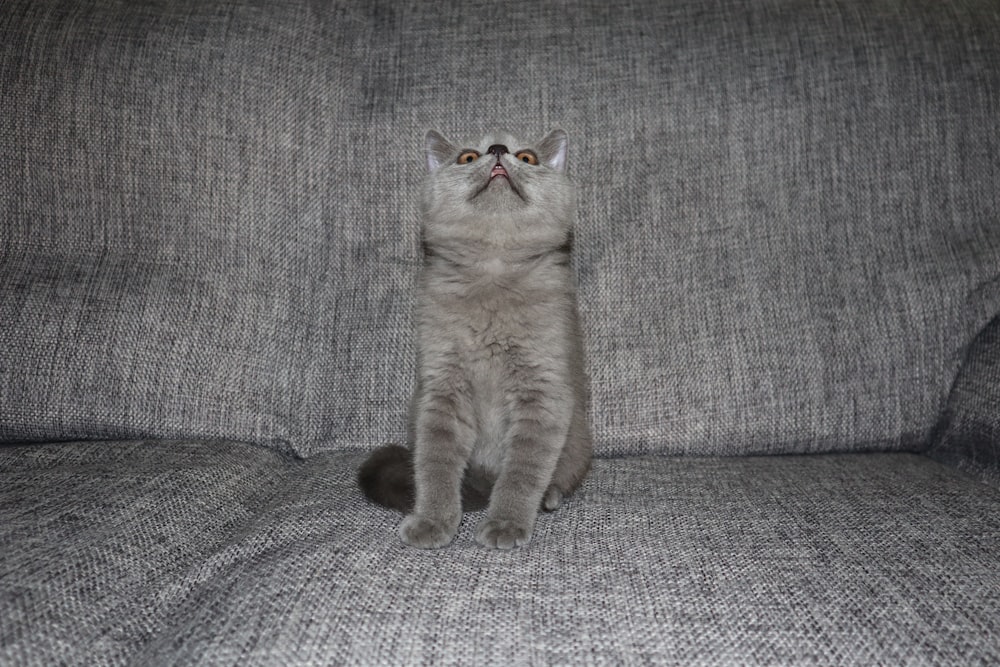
[367, 129, 592, 550]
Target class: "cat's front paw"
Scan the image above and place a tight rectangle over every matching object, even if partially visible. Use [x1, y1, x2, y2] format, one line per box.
[398, 513, 458, 549]
[475, 517, 533, 550]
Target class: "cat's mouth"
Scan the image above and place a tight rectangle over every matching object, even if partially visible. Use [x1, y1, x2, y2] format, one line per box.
[472, 159, 525, 200]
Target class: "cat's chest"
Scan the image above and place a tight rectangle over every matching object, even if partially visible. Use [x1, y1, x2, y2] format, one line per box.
[420, 261, 570, 362]
[457, 289, 529, 353]
[433, 281, 546, 354]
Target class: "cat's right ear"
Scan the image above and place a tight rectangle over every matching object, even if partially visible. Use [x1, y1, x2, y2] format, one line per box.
[425, 130, 455, 172]
[537, 129, 569, 173]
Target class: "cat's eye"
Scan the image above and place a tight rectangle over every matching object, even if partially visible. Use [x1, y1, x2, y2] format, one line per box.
[457, 151, 480, 164]
[515, 151, 538, 165]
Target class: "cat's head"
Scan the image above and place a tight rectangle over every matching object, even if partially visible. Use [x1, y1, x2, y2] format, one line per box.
[420, 129, 575, 253]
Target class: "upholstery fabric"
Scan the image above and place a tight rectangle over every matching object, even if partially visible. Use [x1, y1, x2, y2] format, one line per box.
[931, 313, 1000, 487]
[2, 0, 999, 457]
[1, 441, 998, 665]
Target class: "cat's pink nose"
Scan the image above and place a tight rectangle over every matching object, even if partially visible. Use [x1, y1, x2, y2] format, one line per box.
[487, 144, 508, 158]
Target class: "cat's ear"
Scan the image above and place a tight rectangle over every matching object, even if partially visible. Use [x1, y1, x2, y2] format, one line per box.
[425, 130, 456, 172]
[537, 129, 568, 173]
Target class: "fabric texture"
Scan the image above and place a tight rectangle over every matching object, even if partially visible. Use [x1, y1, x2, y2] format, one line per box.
[4, 3, 1000, 664]
[931, 313, 1000, 487]
[1, 441, 998, 665]
[2, 0, 1000, 457]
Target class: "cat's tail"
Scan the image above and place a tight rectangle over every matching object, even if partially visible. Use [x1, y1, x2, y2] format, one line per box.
[358, 444, 415, 513]
[358, 444, 489, 513]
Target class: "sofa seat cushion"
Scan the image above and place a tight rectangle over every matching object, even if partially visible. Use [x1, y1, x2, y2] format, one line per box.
[1, 442, 998, 664]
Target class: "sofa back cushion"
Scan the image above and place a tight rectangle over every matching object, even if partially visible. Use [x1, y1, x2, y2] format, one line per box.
[2, 0, 999, 457]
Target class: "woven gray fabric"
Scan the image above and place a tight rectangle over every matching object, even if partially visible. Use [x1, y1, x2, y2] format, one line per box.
[3, 0, 1000, 456]
[931, 314, 1000, 487]
[1, 441, 998, 665]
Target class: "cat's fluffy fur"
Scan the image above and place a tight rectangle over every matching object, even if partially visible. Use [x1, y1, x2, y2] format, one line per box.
[359, 129, 592, 550]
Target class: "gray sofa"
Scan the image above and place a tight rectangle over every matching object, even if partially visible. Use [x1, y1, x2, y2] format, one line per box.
[2, 0, 999, 664]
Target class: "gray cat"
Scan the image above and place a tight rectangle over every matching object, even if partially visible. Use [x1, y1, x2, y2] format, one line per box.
[359, 129, 592, 550]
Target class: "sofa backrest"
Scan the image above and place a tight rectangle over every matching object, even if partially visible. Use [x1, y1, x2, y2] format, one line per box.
[2, 0, 999, 457]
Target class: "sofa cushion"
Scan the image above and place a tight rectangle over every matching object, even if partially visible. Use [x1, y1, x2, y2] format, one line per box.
[1, 442, 998, 664]
[2, 0, 999, 456]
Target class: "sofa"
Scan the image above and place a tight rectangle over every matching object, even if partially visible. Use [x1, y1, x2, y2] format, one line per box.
[2, 0, 999, 664]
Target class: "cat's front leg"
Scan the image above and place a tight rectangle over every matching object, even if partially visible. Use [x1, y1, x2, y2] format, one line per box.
[476, 393, 570, 550]
[399, 388, 474, 549]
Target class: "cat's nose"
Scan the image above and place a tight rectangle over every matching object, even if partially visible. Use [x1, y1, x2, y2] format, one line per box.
[487, 144, 509, 158]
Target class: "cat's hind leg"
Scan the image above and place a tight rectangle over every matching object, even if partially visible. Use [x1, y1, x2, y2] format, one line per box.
[542, 400, 593, 512]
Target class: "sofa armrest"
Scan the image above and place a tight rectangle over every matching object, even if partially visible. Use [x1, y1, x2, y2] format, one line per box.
[930, 314, 1000, 487]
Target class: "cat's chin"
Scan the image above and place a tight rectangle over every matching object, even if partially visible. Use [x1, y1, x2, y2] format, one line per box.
[475, 191, 527, 215]
[488, 176, 514, 193]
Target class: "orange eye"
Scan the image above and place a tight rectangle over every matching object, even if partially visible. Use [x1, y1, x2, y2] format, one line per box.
[515, 151, 538, 165]
[457, 151, 480, 164]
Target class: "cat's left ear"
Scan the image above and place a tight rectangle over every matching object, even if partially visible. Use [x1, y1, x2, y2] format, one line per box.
[537, 129, 568, 173]
[425, 130, 456, 172]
